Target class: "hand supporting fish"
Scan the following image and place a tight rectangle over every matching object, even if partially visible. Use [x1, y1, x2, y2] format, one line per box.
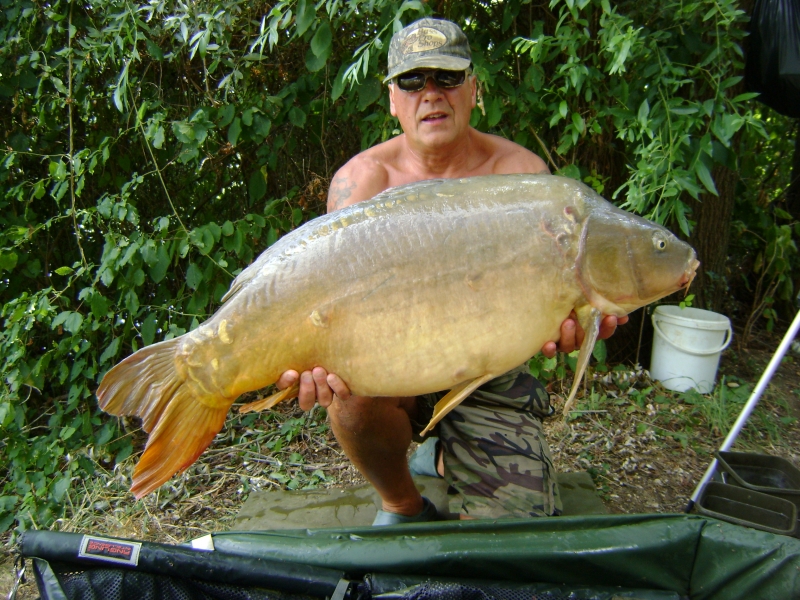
[97, 174, 698, 498]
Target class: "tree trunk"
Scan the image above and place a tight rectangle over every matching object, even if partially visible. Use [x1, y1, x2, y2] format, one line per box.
[689, 164, 739, 313]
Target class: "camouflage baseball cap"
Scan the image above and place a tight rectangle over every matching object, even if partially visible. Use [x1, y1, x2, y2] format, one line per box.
[384, 18, 472, 84]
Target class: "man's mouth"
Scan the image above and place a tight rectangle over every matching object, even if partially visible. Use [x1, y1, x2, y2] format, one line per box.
[421, 112, 448, 122]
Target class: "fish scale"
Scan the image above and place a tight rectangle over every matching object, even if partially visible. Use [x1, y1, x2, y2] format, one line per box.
[97, 174, 698, 498]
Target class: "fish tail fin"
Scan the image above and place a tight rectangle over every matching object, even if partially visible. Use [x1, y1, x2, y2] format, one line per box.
[131, 391, 227, 498]
[96, 338, 228, 498]
[97, 338, 183, 430]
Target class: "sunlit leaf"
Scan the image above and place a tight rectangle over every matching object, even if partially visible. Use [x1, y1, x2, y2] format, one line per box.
[310, 21, 331, 58]
[694, 160, 718, 196]
[99, 337, 121, 363]
[141, 313, 158, 346]
[295, 0, 316, 36]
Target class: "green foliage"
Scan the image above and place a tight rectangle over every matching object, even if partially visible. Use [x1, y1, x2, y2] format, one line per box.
[0, 0, 427, 536]
[729, 109, 798, 343]
[240, 405, 331, 493]
[528, 353, 559, 380]
[507, 0, 764, 234]
[0, 0, 795, 539]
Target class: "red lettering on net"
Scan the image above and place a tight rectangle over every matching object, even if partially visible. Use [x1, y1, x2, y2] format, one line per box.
[86, 540, 132, 558]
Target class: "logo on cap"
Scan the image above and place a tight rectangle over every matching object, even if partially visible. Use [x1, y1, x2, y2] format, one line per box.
[401, 27, 447, 55]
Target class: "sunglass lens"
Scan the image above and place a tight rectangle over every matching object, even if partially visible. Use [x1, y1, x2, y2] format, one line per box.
[397, 72, 426, 92]
[435, 70, 466, 87]
[396, 70, 467, 92]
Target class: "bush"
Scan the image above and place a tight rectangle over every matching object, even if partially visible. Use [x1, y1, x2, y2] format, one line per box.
[0, 0, 794, 537]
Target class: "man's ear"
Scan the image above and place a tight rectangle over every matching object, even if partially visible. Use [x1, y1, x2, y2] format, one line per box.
[389, 83, 397, 116]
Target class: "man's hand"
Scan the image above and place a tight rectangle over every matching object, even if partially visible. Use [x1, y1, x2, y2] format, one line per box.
[541, 313, 629, 358]
[277, 367, 351, 411]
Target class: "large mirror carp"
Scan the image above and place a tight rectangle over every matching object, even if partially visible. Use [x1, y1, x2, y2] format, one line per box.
[97, 174, 698, 498]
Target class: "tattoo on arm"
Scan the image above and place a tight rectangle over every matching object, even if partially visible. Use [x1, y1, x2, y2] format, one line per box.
[328, 176, 357, 212]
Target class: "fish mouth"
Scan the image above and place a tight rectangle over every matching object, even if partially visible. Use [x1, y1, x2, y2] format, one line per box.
[679, 258, 701, 294]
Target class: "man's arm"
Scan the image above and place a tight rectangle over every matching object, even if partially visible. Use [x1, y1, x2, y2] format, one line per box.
[327, 155, 390, 213]
[327, 170, 360, 212]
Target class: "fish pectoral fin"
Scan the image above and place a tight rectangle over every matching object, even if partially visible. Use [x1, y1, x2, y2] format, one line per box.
[420, 374, 495, 436]
[562, 306, 602, 418]
[239, 383, 300, 414]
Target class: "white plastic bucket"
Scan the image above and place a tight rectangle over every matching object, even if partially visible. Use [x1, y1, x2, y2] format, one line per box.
[649, 305, 733, 393]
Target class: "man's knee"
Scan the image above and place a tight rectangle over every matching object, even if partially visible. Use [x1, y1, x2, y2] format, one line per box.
[328, 395, 418, 435]
[327, 395, 375, 434]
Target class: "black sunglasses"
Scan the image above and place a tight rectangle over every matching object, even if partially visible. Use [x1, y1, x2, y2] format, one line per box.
[394, 69, 468, 93]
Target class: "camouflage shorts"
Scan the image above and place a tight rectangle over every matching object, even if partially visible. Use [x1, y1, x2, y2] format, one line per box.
[415, 364, 562, 519]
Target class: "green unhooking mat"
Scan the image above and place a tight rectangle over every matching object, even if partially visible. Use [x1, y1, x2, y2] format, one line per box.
[20, 513, 800, 600]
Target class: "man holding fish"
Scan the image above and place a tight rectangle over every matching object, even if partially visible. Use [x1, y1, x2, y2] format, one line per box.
[98, 18, 695, 507]
[275, 18, 628, 525]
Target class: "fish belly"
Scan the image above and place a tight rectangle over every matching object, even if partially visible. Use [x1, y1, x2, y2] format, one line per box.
[207, 178, 585, 399]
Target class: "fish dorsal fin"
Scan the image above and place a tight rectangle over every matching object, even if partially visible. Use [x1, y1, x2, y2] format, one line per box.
[420, 374, 496, 436]
[562, 306, 602, 418]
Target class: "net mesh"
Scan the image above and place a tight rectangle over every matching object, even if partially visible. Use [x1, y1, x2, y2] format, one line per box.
[389, 581, 573, 600]
[50, 562, 316, 600]
[368, 580, 683, 600]
[42, 562, 682, 600]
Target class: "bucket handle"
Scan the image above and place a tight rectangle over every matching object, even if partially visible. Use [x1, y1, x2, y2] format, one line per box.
[652, 317, 733, 357]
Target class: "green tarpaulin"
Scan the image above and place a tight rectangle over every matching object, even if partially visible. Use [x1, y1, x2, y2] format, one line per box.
[21, 513, 800, 599]
[213, 514, 800, 599]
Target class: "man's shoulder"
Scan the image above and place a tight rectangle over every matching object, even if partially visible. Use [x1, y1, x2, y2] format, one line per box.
[328, 142, 399, 211]
[474, 130, 550, 175]
[342, 139, 400, 173]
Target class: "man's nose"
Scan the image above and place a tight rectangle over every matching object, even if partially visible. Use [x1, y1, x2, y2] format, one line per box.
[421, 76, 445, 96]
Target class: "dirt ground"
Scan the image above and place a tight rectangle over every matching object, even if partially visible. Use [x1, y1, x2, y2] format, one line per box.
[2, 323, 799, 598]
[545, 343, 800, 516]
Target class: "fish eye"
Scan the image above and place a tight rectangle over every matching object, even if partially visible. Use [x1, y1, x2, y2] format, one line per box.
[653, 235, 667, 251]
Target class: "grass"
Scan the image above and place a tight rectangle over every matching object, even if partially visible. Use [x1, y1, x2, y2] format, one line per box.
[3, 342, 800, 597]
[2, 398, 342, 549]
[545, 358, 800, 515]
